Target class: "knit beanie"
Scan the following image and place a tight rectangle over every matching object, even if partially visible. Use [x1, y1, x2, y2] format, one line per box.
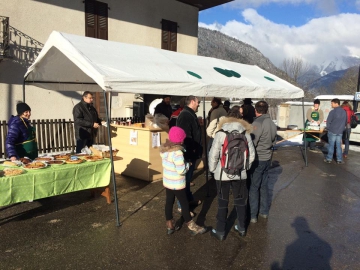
[16, 102, 31, 115]
[168, 126, 186, 144]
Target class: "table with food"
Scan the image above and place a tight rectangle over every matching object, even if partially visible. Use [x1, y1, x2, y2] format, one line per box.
[0, 153, 111, 207]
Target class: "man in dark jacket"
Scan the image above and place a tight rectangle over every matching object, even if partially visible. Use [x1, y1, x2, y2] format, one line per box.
[249, 101, 277, 223]
[242, 98, 256, 124]
[154, 95, 172, 119]
[73, 91, 103, 153]
[176, 95, 202, 207]
[324, 98, 347, 164]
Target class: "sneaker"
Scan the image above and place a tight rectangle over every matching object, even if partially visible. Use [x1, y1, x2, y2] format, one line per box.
[250, 218, 258, 224]
[323, 159, 332, 164]
[337, 160, 344, 164]
[259, 213, 268, 219]
[166, 219, 177, 235]
[187, 220, 207, 235]
[234, 225, 246, 237]
[210, 229, 225, 241]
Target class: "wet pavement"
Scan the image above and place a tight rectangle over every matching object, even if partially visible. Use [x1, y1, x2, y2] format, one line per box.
[1, 146, 360, 270]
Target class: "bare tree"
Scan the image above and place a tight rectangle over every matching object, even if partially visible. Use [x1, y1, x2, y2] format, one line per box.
[281, 57, 312, 83]
[334, 67, 358, 95]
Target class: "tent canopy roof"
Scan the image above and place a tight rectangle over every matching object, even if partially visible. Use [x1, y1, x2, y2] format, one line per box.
[25, 31, 304, 99]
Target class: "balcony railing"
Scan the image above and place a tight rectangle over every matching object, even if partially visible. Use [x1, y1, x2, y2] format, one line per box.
[0, 16, 10, 59]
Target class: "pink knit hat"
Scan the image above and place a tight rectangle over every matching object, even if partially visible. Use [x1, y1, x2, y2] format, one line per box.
[168, 126, 186, 143]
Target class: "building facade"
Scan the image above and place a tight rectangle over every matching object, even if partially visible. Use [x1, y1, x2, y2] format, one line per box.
[1, 0, 230, 120]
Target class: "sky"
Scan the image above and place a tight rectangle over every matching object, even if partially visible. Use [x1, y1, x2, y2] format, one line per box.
[199, 0, 360, 68]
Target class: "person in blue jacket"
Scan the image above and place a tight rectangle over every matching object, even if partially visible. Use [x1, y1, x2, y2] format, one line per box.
[324, 98, 347, 164]
[6, 102, 38, 161]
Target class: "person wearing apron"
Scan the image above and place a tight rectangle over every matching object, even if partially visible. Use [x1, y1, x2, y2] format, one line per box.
[5, 102, 38, 161]
[305, 99, 324, 150]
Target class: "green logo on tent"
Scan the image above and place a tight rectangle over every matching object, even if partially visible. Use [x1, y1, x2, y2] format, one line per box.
[214, 67, 241, 78]
[264, 76, 275, 81]
[187, 71, 202, 79]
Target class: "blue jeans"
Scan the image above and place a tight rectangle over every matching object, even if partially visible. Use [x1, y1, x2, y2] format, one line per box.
[343, 128, 351, 155]
[249, 159, 271, 219]
[177, 159, 196, 208]
[326, 132, 343, 161]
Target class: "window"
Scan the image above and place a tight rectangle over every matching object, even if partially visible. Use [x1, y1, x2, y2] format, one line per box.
[161, 19, 177, 52]
[85, 0, 108, 40]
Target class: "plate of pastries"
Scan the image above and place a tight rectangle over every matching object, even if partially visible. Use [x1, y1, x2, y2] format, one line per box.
[23, 161, 48, 170]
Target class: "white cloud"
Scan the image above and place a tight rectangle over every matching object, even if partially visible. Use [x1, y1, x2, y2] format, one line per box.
[228, 0, 338, 15]
[199, 9, 360, 67]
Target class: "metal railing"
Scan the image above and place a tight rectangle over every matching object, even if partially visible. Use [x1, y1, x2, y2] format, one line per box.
[0, 16, 10, 58]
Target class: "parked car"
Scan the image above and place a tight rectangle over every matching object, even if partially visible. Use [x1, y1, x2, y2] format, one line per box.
[350, 112, 360, 143]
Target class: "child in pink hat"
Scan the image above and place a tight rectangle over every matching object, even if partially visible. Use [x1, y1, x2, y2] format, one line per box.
[160, 126, 206, 236]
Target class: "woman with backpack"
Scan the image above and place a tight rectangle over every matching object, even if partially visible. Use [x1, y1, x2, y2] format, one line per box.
[208, 106, 255, 240]
[341, 101, 357, 158]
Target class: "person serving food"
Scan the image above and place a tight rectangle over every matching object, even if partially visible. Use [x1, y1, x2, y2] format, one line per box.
[305, 99, 324, 150]
[5, 102, 38, 161]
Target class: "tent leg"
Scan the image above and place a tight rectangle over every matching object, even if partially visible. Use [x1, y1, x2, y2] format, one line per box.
[202, 97, 210, 197]
[302, 97, 308, 167]
[23, 79, 26, 102]
[104, 91, 121, 226]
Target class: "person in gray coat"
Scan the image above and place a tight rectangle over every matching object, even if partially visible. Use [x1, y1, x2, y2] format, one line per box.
[324, 98, 347, 164]
[249, 101, 277, 224]
[208, 106, 255, 240]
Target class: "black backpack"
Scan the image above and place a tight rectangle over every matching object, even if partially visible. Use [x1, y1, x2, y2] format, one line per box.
[350, 113, 358, 129]
[218, 129, 249, 176]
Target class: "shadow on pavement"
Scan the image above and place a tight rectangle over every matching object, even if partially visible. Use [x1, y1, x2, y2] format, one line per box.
[271, 216, 332, 270]
[0, 190, 99, 226]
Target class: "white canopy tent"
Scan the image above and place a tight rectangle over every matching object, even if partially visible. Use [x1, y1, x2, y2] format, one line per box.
[23, 31, 307, 226]
[25, 31, 304, 99]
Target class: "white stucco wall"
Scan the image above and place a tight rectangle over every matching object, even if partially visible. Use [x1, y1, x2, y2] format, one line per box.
[0, 0, 199, 120]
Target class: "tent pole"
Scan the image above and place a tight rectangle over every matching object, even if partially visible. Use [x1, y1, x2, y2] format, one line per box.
[202, 97, 210, 197]
[109, 93, 112, 119]
[302, 97, 308, 166]
[23, 79, 26, 102]
[103, 91, 121, 226]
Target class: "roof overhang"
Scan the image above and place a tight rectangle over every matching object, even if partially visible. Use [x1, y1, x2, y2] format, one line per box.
[176, 0, 233, 11]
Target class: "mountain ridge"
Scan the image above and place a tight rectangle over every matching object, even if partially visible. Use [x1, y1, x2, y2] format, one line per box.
[198, 27, 359, 96]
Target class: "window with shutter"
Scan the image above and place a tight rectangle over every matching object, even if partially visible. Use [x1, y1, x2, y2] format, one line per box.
[85, 0, 109, 117]
[161, 19, 177, 52]
[85, 0, 108, 39]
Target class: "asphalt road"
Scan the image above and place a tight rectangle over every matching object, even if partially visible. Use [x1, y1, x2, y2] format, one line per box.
[1, 146, 359, 270]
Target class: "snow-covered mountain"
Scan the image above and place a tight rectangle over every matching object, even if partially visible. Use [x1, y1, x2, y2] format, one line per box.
[318, 56, 360, 76]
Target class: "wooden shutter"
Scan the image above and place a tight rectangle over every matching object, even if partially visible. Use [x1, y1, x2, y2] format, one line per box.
[97, 1, 108, 40]
[85, 0, 108, 40]
[85, 0, 96, 38]
[161, 19, 177, 51]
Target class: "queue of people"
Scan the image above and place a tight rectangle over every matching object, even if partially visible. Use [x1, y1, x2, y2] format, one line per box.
[160, 96, 358, 239]
[159, 96, 276, 240]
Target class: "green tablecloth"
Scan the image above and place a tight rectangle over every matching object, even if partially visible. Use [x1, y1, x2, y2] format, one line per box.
[0, 159, 111, 207]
